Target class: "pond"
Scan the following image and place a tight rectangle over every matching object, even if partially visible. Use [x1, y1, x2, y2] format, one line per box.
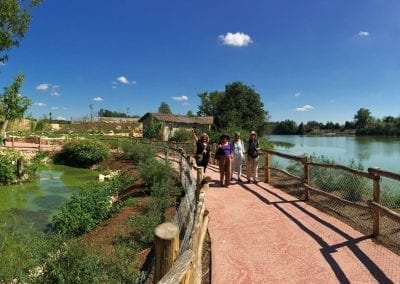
[269, 135, 400, 173]
[0, 165, 98, 231]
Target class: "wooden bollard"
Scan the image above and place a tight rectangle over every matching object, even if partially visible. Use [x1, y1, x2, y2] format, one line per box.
[154, 222, 179, 283]
[372, 172, 381, 237]
[303, 156, 310, 201]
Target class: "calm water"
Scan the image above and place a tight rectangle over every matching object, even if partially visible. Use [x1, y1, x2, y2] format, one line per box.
[269, 135, 400, 173]
[0, 165, 97, 231]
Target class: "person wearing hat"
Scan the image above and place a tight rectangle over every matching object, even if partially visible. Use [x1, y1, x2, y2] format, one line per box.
[247, 130, 259, 184]
[193, 131, 211, 172]
[230, 132, 245, 182]
[217, 133, 232, 187]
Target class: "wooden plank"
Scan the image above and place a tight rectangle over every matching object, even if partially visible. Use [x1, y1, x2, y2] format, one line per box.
[265, 149, 306, 162]
[368, 167, 400, 181]
[304, 184, 371, 210]
[368, 201, 400, 225]
[194, 216, 209, 284]
[306, 162, 373, 179]
[158, 250, 195, 284]
[268, 167, 302, 181]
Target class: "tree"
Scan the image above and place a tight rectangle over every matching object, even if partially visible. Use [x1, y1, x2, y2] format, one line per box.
[0, 0, 41, 64]
[197, 91, 224, 117]
[158, 101, 172, 114]
[186, 110, 194, 117]
[0, 74, 32, 135]
[354, 108, 372, 129]
[297, 122, 305, 135]
[273, 120, 298, 134]
[197, 82, 269, 134]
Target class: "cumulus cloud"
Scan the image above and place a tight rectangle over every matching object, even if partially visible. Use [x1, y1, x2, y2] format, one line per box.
[36, 83, 51, 91]
[294, 92, 301, 97]
[219, 32, 253, 47]
[51, 90, 60, 96]
[172, 96, 188, 102]
[296, 105, 314, 112]
[116, 76, 136, 85]
[358, 31, 370, 37]
[34, 102, 46, 107]
[57, 116, 66, 120]
[51, 106, 58, 110]
[93, 97, 103, 101]
[62, 107, 68, 110]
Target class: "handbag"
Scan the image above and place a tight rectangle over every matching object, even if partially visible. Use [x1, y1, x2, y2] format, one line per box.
[215, 147, 224, 160]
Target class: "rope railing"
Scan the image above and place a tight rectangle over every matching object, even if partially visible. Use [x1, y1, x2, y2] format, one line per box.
[154, 148, 209, 284]
[263, 149, 400, 245]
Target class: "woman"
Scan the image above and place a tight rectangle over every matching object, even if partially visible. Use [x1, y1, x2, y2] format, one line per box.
[231, 132, 245, 181]
[218, 134, 232, 187]
[193, 132, 211, 172]
[246, 130, 259, 184]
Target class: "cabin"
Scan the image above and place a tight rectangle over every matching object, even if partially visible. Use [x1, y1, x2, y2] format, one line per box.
[138, 113, 214, 141]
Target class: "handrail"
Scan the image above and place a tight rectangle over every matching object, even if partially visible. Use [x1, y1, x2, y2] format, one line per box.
[264, 149, 400, 238]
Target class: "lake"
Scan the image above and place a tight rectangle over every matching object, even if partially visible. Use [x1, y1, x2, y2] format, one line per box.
[0, 165, 98, 231]
[269, 135, 400, 173]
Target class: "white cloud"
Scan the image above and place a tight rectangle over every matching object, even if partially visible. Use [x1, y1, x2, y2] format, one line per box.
[51, 106, 58, 110]
[296, 105, 314, 112]
[112, 86, 117, 89]
[172, 96, 188, 102]
[219, 32, 253, 47]
[36, 83, 51, 91]
[294, 92, 301, 97]
[34, 102, 46, 107]
[56, 116, 66, 120]
[93, 97, 103, 101]
[51, 90, 60, 96]
[182, 102, 190, 106]
[0, 62, 5, 66]
[62, 107, 68, 110]
[116, 76, 136, 85]
[358, 31, 370, 37]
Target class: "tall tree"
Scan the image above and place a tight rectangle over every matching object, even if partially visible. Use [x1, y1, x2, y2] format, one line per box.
[0, 74, 31, 134]
[186, 110, 194, 117]
[215, 81, 269, 134]
[158, 101, 172, 114]
[0, 0, 41, 64]
[354, 108, 372, 129]
[197, 91, 224, 117]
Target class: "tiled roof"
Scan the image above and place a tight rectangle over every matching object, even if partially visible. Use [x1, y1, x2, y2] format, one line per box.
[139, 113, 213, 125]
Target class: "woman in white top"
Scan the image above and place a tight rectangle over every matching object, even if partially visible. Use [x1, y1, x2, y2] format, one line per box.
[231, 132, 245, 181]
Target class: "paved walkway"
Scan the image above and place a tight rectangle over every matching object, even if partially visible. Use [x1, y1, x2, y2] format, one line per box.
[204, 164, 400, 283]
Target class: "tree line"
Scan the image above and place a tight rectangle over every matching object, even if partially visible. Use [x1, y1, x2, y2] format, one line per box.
[271, 108, 400, 136]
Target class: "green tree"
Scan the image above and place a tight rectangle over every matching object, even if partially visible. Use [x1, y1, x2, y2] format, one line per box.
[354, 108, 372, 129]
[273, 119, 298, 134]
[0, 74, 32, 135]
[197, 91, 224, 117]
[186, 110, 194, 117]
[158, 101, 172, 114]
[297, 122, 305, 135]
[0, 0, 41, 64]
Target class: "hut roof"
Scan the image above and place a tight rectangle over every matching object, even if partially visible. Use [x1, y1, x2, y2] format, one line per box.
[139, 113, 213, 125]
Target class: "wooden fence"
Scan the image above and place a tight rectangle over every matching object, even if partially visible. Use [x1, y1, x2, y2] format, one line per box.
[154, 148, 209, 284]
[263, 149, 400, 238]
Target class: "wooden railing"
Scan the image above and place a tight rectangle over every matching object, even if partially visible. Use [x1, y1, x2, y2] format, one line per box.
[263, 149, 400, 238]
[154, 148, 209, 284]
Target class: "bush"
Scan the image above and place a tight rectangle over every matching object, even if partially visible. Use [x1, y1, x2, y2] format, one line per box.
[138, 158, 174, 188]
[51, 173, 134, 237]
[169, 129, 192, 142]
[0, 149, 23, 185]
[54, 139, 110, 168]
[119, 141, 155, 164]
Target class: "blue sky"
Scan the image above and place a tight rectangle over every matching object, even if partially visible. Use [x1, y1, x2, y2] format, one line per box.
[1, 0, 400, 123]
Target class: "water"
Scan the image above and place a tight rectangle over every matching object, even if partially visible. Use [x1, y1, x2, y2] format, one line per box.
[0, 165, 98, 231]
[269, 135, 400, 173]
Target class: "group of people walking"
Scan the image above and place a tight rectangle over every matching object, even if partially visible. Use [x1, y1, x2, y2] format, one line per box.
[194, 130, 260, 187]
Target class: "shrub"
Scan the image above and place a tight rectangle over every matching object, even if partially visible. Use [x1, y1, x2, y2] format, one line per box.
[119, 141, 155, 164]
[138, 158, 174, 188]
[51, 173, 134, 237]
[54, 139, 110, 168]
[0, 149, 23, 185]
[169, 129, 192, 142]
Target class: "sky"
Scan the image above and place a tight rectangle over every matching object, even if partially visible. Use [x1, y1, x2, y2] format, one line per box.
[1, 0, 400, 123]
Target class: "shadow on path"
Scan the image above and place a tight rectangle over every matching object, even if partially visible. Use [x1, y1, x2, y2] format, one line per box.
[240, 183, 394, 284]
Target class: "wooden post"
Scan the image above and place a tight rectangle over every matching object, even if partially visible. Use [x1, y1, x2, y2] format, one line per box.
[303, 156, 310, 201]
[165, 146, 169, 161]
[264, 152, 270, 183]
[154, 222, 179, 283]
[12, 136, 14, 148]
[372, 172, 381, 237]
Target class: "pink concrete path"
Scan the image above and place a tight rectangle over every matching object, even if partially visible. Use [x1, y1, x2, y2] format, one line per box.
[204, 164, 400, 283]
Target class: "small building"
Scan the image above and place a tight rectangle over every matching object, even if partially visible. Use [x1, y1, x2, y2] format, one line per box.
[138, 113, 214, 141]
